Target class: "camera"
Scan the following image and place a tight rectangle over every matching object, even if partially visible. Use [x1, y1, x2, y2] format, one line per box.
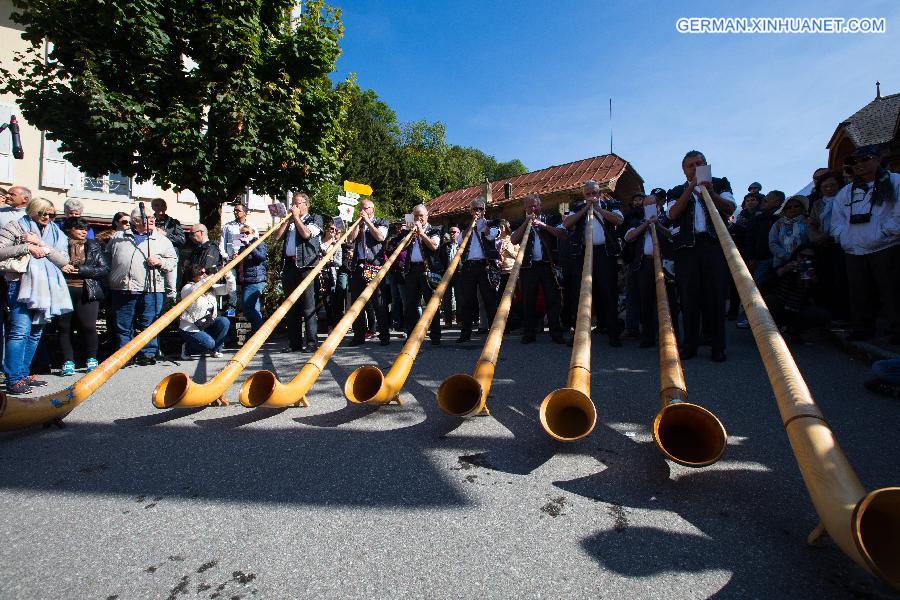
[798, 258, 814, 281]
[849, 212, 872, 224]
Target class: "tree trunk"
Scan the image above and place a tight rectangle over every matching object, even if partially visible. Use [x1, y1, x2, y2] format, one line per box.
[197, 195, 235, 231]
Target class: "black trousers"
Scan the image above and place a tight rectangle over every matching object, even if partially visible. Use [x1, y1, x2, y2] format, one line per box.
[457, 261, 497, 335]
[403, 264, 441, 341]
[56, 285, 100, 362]
[572, 246, 619, 340]
[520, 262, 562, 335]
[350, 265, 389, 342]
[845, 244, 900, 336]
[283, 262, 318, 349]
[635, 259, 658, 344]
[674, 235, 729, 354]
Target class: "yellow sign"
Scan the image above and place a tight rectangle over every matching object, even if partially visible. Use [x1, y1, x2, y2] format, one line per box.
[343, 180, 373, 197]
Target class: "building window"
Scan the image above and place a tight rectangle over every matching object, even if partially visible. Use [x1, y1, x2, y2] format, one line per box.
[82, 172, 131, 196]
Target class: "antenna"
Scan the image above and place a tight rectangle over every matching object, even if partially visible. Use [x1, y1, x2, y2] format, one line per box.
[609, 98, 613, 154]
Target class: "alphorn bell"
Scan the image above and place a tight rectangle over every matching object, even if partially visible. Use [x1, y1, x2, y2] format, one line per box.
[540, 208, 597, 441]
[436, 220, 533, 417]
[239, 230, 415, 408]
[152, 218, 362, 409]
[698, 186, 899, 589]
[344, 221, 475, 405]
[0, 215, 290, 431]
[649, 223, 727, 467]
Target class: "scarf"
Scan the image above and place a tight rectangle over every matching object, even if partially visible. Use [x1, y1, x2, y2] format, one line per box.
[778, 216, 806, 263]
[18, 216, 73, 324]
[853, 168, 896, 206]
[68, 239, 86, 266]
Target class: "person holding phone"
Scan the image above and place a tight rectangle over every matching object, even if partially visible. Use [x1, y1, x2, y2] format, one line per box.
[665, 150, 736, 362]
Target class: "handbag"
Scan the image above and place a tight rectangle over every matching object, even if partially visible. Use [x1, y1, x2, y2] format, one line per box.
[194, 309, 215, 330]
[0, 253, 29, 274]
[361, 261, 381, 283]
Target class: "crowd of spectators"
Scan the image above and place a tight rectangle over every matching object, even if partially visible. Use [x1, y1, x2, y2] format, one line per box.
[0, 142, 896, 396]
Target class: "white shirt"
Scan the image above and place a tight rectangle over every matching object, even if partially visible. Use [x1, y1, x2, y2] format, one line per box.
[689, 186, 736, 232]
[468, 225, 485, 260]
[830, 173, 900, 256]
[410, 227, 439, 262]
[0, 206, 26, 229]
[589, 208, 624, 245]
[284, 217, 322, 257]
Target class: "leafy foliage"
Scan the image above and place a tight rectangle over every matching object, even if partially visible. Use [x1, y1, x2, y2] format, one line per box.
[2, 0, 348, 228]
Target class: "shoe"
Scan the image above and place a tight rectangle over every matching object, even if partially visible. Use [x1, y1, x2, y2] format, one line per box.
[680, 347, 697, 360]
[27, 375, 49, 387]
[521, 334, 536, 344]
[735, 319, 749, 329]
[211, 351, 224, 358]
[302, 343, 318, 353]
[431, 338, 442, 346]
[379, 338, 391, 346]
[551, 333, 565, 345]
[456, 333, 472, 344]
[225, 309, 236, 317]
[608, 336, 622, 348]
[847, 330, 875, 342]
[61, 361, 76, 376]
[7, 380, 33, 395]
[134, 354, 157, 366]
[180, 344, 195, 361]
[711, 350, 727, 362]
[864, 377, 900, 397]
[86, 358, 99, 372]
[477, 328, 489, 335]
[639, 340, 655, 348]
[623, 330, 640, 340]
[365, 330, 376, 339]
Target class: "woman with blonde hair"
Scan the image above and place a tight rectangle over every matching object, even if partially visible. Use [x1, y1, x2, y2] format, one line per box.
[0, 198, 72, 394]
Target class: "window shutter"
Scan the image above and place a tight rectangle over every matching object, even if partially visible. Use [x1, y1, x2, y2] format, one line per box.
[179, 189, 198, 204]
[40, 134, 80, 189]
[247, 189, 269, 210]
[0, 104, 13, 183]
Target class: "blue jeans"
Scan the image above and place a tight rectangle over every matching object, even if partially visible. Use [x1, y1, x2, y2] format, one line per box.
[241, 282, 265, 334]
[111, 290, 164, 358]
[3, 280, 45, 384]
[179, 316, 230, 354]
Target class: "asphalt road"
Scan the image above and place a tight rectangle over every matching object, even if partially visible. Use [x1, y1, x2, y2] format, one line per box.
[1, 324, 898, 599]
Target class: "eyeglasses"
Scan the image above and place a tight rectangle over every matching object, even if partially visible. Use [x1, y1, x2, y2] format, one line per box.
[848, 155, 877, 165]
[472, 207, 485, 212]
[38, 211, 56, 218]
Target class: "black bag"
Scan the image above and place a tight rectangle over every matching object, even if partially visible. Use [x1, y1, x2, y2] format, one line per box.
[82, 278, 106, 303]
[194, 309, 215, 331]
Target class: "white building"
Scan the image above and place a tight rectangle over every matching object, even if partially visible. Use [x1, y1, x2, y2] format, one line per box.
[0, 0, 275, 232]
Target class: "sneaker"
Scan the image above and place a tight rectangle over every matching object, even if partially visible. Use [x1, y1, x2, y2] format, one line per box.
[7, 379, 33, 394]
[134, 354, 157, 366]
[735, 318, 750, 329]
[27, 375, 49, 387]
[86, 358, 99, 372]
[180, 344, 195, 361]
[211, 350, 224, 358]
[61, 361, 76, 376]
[225, 309, 236, 317]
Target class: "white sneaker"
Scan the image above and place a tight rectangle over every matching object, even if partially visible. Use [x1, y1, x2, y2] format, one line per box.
[180, 344, 195, 361]
[211, 351, 224, 358]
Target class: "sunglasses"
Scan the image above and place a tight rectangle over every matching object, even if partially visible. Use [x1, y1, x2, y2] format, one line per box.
[848, 155, 877, 165]
[38, 211, 56, 218]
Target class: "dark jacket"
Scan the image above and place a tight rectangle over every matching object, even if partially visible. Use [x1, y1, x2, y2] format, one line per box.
[399, 225, 443, 274]
[566, 200, 623, 257]
[187, 240, 225, 276]
[156, 214, 186, 249]
[749, 209, 780, 261]
[286, 213, 324, 269]
[666, 177, 734, 251]
[64, 239, 109, 302]
[459, 220, 500, 263]
[352, 217, 390, 267]
[237, 237, 267, 284]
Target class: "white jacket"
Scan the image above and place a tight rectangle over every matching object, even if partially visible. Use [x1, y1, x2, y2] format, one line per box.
[830, 172, 900, 255]
[178, 280, 219, 332]
[106, 229, 177, 292]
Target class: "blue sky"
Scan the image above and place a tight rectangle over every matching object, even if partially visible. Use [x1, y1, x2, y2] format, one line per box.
[331, 0, 900, 197]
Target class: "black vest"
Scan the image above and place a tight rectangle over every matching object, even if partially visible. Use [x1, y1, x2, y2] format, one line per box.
[567, 200, 622, 257]
[289, 213, 324, 269]
[402, 225, 443, 274]
[460, 219, 500, 262]
[353, 217, 389, 266]
[520, 215, 559, 268]
[666, 176, 733, 251]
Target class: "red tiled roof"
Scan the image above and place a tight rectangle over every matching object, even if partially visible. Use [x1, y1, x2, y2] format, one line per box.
[427, 153, 632, 216]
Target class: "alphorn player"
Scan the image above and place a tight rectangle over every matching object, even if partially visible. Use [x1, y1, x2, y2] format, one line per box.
[665, 150, 736, 362]
[275, 192, 323, 353]
[455, 197, 499, 344]
[510, 193, 569, 344]
[396, 204, 443, 345]
[562, 179, 624, 347]
[346, 198, 391, 346]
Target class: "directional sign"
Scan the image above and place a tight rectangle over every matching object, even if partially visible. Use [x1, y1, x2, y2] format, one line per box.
[343, 180, 373, 197]
[338, 203, 355, 222]
[337, 194, 359, 206]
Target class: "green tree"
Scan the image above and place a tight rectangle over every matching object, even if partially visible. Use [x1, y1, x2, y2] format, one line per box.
[2, 0, 348, 229]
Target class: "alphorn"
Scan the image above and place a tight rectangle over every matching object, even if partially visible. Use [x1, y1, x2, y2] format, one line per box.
[344, 221, 475, 405]
[649, 223, 727, 467]
[152, 218, 362, 409]
[239, 230, 415, 408]
[540, 209, 596, 441]
[0, 216, 289, 431]
[436, 220, 533, 416]
[699, 186, 899, 589]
